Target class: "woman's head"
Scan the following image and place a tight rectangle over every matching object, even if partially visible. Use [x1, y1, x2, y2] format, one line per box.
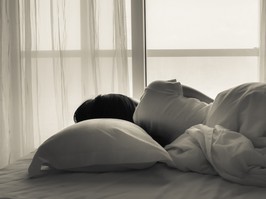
[74, 94, 138, 123]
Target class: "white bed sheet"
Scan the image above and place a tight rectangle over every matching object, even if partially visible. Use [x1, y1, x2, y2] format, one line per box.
[1, 152, 266, 199]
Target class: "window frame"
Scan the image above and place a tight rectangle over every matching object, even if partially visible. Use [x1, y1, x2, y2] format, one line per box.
[131, 0, 260, 99]
[131, 0, 147, 99]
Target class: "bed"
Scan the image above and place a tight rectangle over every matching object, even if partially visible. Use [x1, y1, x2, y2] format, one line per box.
[1, 151, 266, 199]
[1, 80, 266, 198]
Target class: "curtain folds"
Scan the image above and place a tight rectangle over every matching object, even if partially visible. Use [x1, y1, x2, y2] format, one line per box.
[0, 0, 130, 168]
[0, 0, 35, 168]
[113, 0, 129, 94]
[80, 0, 99, 99]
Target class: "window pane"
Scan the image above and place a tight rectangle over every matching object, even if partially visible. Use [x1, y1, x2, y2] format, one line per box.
[36, 0, 81, 50]
[147, 57, 258, 98]
[99, 0, 132, 50]
[146, 0, 259, 49]
[34, 0, 132, 51]
[146, 0, 260, 97]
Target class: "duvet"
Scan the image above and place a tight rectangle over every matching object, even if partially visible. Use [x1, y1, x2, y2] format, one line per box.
[166, 124, 266, 187]
[134, 81, 266, 187]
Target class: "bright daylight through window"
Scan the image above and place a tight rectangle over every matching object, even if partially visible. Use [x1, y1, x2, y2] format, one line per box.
[145, 0, 260, 98]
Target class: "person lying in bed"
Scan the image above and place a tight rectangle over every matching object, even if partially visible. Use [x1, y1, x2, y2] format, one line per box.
[73, 81, 213, 146]
[74, 80, 266, 148]
[73, 84, 213, 124]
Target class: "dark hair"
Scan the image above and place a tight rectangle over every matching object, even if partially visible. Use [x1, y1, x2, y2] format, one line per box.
[73, 94, 138, 123]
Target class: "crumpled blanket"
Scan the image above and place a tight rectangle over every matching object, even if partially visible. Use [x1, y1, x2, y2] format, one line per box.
[165, 124, 266, 187]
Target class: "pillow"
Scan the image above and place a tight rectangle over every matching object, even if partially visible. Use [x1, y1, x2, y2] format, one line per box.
[28, 119, 172, 178]
[206, 82, 266, 139]
[133, 80, 211, 146]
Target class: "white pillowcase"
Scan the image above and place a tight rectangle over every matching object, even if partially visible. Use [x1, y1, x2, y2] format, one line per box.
[28, 119, 172, 178]
[133, 80, 210, 146]
[206, 82, 266, 139]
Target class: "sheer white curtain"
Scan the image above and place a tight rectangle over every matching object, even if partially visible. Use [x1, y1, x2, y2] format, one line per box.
[260, 0, 266, 82]
[0, 0, 130, 168]
[0, 0, 35, 169]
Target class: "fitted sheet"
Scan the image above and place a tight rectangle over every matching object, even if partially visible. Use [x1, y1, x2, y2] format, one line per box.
[1, 152, 266, 199]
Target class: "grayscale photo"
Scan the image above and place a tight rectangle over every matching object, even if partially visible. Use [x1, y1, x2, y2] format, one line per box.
[1, 0, 266, 198]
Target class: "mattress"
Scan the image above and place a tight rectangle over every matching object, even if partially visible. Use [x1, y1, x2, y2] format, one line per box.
[1, 151, 266, 199]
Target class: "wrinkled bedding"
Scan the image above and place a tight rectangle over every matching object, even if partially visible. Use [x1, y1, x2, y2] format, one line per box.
[166, 124, 266, 187]
[1, 151, 266, 199]
[2, 82, 266, 198]
[164, 82, 266, 187]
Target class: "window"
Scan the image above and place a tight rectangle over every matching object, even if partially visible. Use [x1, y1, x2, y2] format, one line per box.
[144, 0, 260, 98]
[19, 0, 133, 141]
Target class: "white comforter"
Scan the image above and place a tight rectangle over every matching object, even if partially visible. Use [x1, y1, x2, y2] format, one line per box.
[165, 124, 266, 187]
